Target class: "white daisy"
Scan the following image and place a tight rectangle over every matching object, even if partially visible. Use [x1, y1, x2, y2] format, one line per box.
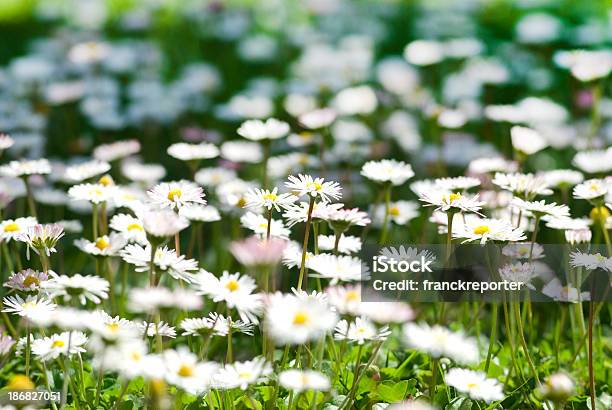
[282, 201, 344, 227]
[317, 234, 362, 254]
[1, 295, 56, 320]
[194, 270, 262, 323]
[74, 233, 128, 256]
[307, 253, 365, 284]
[573, 179, 608, 202]
[17, 223, 65, 258]
[63, 160, 111, 183]
[402, 323, 478, 364]
[240, 211, 290, 239]
[492, 172, 552, 199]
[244, 187, 297, 212]
[147, 180, 206, 209]
[285, 174, 342, 203]
[0, 159, 51, 177]
[163, 347, 219, 395]
[510, 125, 548, 155]
[361, 159, 415, 186]
[541, 169, 584, 188]
[214, 357, 272, 390]
[434, 176, 480, 191]
[279, 370, 330, 393]
[31, 331, 88, 362]
[511, 198, 570, 219]
[109, 213, 147, 244]
[93, 139, 141, 162]
[572, 149, 612, 174]
[334, 317, 391, 345]
[445, 368, 504, 403]
[570, 251, 610, 271]
[221, 141, 263, 163]
[502, 243, 545, 260]
[42, 274, 109, 305]
[140, 208, 189, 240]
[264, 292, 338, 345]
[542, 278, 590, 303]
[498, 263, 538, 288]
[419, 190, 485, 215]
[237, 118, 290, 141]
[178, 204, 221, 223]
[0, 217, 37, 242]
[299, 108, 336, 130]
[138, 321, 177, 338]
[453, 218, 527, 244]
[120, 244, 198, 283]
[167, 142, 219, 161]
[374, 200, 419, 226]
[68, 183, 116, 204]
[194, 167, 237, 187]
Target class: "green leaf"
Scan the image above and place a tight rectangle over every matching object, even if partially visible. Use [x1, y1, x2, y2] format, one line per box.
[445, 396, 473, 410]
[377, 380, 411, 403]
[238, 395, 263, 410]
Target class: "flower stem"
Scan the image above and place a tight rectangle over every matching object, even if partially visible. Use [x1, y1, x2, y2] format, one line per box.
[484, 303, 498, 375]
[379, 184, 392, 245]
[266, 208, 272, 241]
[23, 177, 37, 218]
[513, 300, 540, 386]
[149, 244, 158, 287]
[297, 196, 315, 290]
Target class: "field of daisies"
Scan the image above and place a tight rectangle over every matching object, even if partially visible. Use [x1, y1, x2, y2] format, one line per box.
[0, 0, 611, 409]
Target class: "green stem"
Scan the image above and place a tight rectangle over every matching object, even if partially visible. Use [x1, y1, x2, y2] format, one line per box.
[297, 196, 315, 290]
[484, 303, 498, 375]
[513, 301, 540, 385]
[379, 184, 392, 245]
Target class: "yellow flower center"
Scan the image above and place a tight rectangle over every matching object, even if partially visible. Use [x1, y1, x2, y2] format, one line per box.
[95, 237, 110, 250]
[3, 222, 20, 232]
[467, 382, 477, 389]
[177, 364, 194, 377]
[21, 301, 36, 309]
[313, 182, 322, 191]
[388, 207, 400, 216]
[448, 193, 462, 201]
[357, 327, 366, 334]
[98, 175, 113, 186]
[127, 223, 143, 231]
[263, 193, 277, 201]
[590, 206, 610, 222]
[237, 197, 247, 208]
[473, 225, 490, 235]
[292, 311, 309, 325]
[52, 340, 65, 348]
[225, 280, 239, 292]
[589, 183, 600, 191]
[167, 189, 182, 201]
[131, 352, 142, 362]
[106, 323, 119, 332]
[239, 372, 253, 380]
[22, 275, 40, 288]
[346, 291, 359, 301]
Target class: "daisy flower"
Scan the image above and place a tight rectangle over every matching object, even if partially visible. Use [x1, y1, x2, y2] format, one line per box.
[138, 321, 177, 338]
[279, 370, 330, 393]
[361, 301, 415, 324]
[63, 160, 111, 183]
[307, 254, 365, 284]
[109, 213, 147, 244]
[140, 209, 189, 240]
[325, 285, 363, 316]
[17, 223, 65, 258]
[147, 180, 206, 210]
[502, 243, 545, 260]
[374, 200, 419, 226]
[498, 263, 538, 288]
[194, 270, 263, 323]
[327, 208, 371, 232]
[2, 295, 56, 320]
[240, 211, 291, 239]
[402, 323, 478, 364]
[42, 274, 109, 305]
[93, 139, 141, 162]
[181, 313, 254, 337]
[317, 234, 362, 254]
[282, 201, 344, 227]
[237, 118, 290, 141]
[492, 172, 552, 199]
[87, 310, 138, 340]
[511, 198, 570, 219]
[445, 368, 504, 403]
[244, 187, 297, 212]
[299, 108, 336, 129]
[0, 133, 14, 151]
[570, 251, 611, 271]
[361, 159, 415, 186]
[74, 233, 128, 256]
[419, 190, 485, 215]
[194, 167, 237, 188]
[434, 176, 481, 191]
[4, 269, 51, 292]
[542, 278, 590, 303]
[565, 229, 592, 245]
[230, 236, 288, 268]
[215, 357, 272, 390]
[0, 217, 37, 242]
[539, 373, 575, 402]
[285, 174, 342, 203]
[573, 179, 608, 202]
[545, 217, 591, 231]
[0, 159, 51, 177]
[68, 183, 116, 204]
[468, 157, 517, 175]
[221, 141, 263, 163]
[510, 125, 547, 155]
[167, 142, 219, 161]
[31, 331, 88, 362]
[572, 148, 612, 174]
[453, 218, 527, 244]
[120, 244, 199, 283]
[163, 348, 219, 395]
[265, 292, 338, 345]
[541, 169, 584, 188]
[178, 204, 221, 223]
[334, 317, 391, 345]
[121, 161, 166, 185]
